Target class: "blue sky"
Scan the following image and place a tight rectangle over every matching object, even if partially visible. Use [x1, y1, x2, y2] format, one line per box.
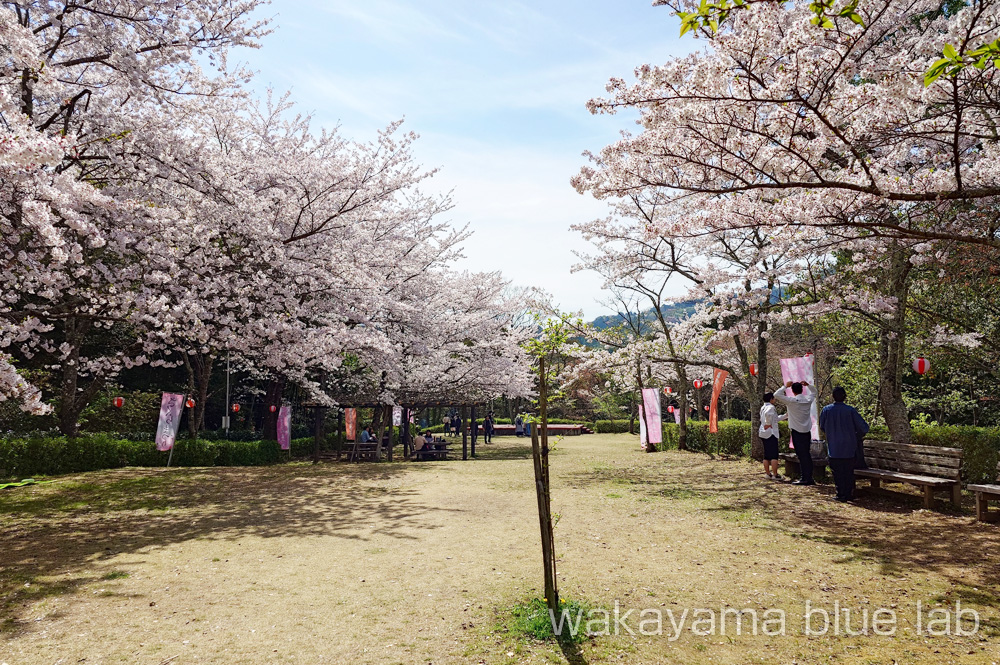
[238, 0, 692, 318]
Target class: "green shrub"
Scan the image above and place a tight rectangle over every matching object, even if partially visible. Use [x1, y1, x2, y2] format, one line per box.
[663, 420, 790, 456]
[594, 420, 631, 434]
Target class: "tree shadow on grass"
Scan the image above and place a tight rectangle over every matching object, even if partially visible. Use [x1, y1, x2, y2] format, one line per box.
[0, 462, 463, 634]
[558, 637, 589, 665]
[568, 451, 1000, 599]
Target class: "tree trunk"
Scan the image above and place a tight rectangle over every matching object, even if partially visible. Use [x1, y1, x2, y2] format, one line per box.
[184, 353, 214, 438]
[57, 317, 104, 437]
[262, 377, 285, 440]
[636, 358, 656, 452]
[676, 366, 689, 451]
[878, 245, 913, 443]
[532, 355, 559, 616]
[313, 406, 326, 464]
[748, 321, 768, 461]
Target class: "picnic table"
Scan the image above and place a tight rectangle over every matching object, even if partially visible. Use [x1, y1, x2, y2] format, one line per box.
[414, 439, 451, 460]
[340, 441, 379, 462]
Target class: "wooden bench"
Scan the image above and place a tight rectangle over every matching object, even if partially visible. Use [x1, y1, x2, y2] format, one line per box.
[414, 443, 450, 461]
[780, 451, 828, 480]
[968, 461, 1000, 523]
[855, 441, 963, 510]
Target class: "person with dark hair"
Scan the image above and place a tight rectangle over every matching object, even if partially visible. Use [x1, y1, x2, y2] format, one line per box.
[759, 391, 787, 480]
[820, 386, 870, 502]
[483, 413, 494, 444]
[773, 380, 817, 485]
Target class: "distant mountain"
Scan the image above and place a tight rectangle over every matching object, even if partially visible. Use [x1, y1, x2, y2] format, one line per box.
[590, 301, 699, 332]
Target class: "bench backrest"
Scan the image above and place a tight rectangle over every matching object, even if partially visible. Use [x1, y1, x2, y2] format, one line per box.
[863, 441, 963, 481]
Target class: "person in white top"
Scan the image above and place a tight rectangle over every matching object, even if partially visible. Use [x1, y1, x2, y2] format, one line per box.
[759, 392, 787, 480]
[772, 381, 817, 485]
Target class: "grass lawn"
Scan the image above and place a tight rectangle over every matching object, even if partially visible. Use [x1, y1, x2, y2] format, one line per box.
[1, 433, 998, 664]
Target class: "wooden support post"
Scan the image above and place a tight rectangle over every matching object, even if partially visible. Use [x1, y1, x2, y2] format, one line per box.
[336, 410, 344, 461]
[313, 406, 326, 464]
[951, 483, 962, 506]
[402, 408, 411, 459]
[923, 485, 935, 510]
[462, 405, 469, 460]
[976, 492, 988, 522]
[470, 404, 477, 458]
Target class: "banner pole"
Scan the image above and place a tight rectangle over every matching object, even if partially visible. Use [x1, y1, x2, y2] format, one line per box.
[166, 444, 174, 468]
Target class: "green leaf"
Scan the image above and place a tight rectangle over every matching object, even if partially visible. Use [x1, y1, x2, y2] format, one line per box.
[943, 43, 958, 60]
[841, 10, 864, 25]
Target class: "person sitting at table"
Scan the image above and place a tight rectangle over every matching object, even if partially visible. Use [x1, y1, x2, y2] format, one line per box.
[413, 431, 428, 451]
[360, 426, 372, 443]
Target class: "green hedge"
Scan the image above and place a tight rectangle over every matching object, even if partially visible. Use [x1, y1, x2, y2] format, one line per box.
[594, 420, 631, 434]
[662, 420, 784, 456]
[0, 434, 327, 479]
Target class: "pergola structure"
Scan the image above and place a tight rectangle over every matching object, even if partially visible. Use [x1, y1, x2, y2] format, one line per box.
[305, 396, 491, 463]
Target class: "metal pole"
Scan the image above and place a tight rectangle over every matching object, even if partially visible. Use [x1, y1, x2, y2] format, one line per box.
[224, 351, 231, 435]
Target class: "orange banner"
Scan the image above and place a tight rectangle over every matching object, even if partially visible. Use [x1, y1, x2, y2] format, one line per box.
[345, 408, 357, 441]
[709, 368, 728, 433]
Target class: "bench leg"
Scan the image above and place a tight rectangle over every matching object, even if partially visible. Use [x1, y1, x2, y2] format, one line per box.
[976, 492, 988, 522]
[922, 485, 935, 510]
[869, 478, 881, 492]
[784, 459, 800, 480]
[951, 484, 962, 506]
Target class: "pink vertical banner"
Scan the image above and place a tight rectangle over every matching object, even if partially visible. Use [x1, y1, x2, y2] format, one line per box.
[155, 393, 184, 451]
[392, 407, 403, 427]
[709, 368, 728, 433]
[641, 388, 662, 446]
[780, 355, 820, 441]
[277, 406, 292, 450]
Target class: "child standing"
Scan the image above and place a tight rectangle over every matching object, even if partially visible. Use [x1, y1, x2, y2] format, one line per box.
[759, 392, 786, 480]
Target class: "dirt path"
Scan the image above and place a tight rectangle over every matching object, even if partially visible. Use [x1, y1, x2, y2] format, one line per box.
[1, 434, 998, 664]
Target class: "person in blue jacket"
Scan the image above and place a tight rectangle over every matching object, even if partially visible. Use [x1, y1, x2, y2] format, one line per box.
[819, 387, 870, 502]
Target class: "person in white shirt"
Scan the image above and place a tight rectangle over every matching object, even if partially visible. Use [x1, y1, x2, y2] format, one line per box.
[759, 392, 787, 480]
[772, 381, 817, 485]
[413, 432, 428, 452]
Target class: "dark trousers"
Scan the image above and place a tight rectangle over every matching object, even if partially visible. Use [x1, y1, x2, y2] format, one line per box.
[791, 429, 814, 483]
[829, 457, 856, 500]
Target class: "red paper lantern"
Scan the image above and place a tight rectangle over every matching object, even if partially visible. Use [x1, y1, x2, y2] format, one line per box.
[112, 396, 124, 409]
[667, 405, 675, 414]
[913, 357, 930, 375]
[186, 398, 195, 409]
[704, 405, 710, 411]
[749, 363, 758, 376]
[693, 380, 704, 390]
[269, 405, 277, 413]
[232, 403, 241, 413]
[663, 386, 673, 395]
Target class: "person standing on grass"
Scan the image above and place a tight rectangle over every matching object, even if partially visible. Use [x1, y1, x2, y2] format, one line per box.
[442, 413, 451, 436]
[484, 413, 494, 444]
[820, 387, 871, 503]
[515, 414, 524, 437]
[759, 392, 787, 481]
[773, 381, 817, 486]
